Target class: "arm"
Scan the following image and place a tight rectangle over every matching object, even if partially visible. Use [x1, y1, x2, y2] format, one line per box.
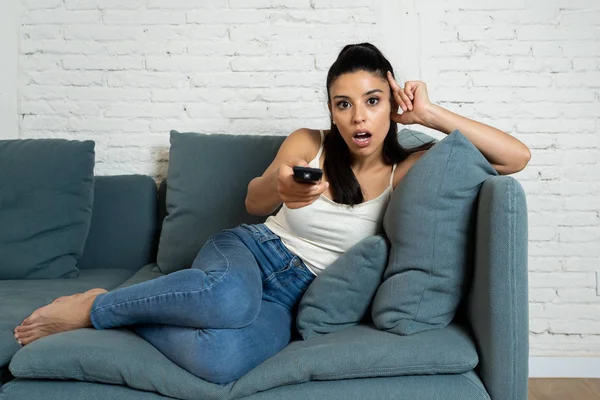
[386, 73, 531, 175]
[245, 168, 282, 217]
[245, 128, 319, 216]
[421, 104, 531, 175]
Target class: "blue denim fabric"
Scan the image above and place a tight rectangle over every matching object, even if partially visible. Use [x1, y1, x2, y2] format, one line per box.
[89, 223, 316, 385]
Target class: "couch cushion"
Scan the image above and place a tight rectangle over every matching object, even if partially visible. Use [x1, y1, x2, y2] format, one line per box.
[0, 371, 490, 400]
[372, 130, 498, 335]
[0, 268, 136, 368]
[8, 321, 477, 400]
[0, 139, 95, 279]
[242, 370, 490, 400]
[0, 378, 173, 400]
[78, 175, 159, 271]
[296, 235, 389, 340]
[156, 131, 285, 274]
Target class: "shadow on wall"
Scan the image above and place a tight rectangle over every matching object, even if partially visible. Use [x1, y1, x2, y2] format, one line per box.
[152, 147, 170, 183]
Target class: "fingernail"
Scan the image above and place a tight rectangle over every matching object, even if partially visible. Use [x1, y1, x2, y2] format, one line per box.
[18, 340, 22, 346]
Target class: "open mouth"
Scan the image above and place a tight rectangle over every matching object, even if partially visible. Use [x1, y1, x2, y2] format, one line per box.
[353, 132, 372, 142]
[352, 131, 372, 147]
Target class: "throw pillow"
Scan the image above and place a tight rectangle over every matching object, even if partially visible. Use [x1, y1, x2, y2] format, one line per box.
[0, 139, 95, 279]
[156, 131, 285, 274]
[371, 129, 497, 335]
[296, 234, 389, 340]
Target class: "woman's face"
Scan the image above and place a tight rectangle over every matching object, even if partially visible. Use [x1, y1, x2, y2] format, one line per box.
[328, 70, 393, 158]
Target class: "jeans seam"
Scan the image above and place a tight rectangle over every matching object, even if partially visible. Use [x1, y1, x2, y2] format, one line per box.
[266, 240, 288, 261]
[91, 236, 232, 315]
[255, 224, 289, 261]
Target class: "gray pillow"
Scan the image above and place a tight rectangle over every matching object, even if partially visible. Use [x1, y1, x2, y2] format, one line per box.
[156, 131, 285, 274]
[372, 130, 498, 335]
[0, 139, 95, 279]
[296, 235, 389, 340]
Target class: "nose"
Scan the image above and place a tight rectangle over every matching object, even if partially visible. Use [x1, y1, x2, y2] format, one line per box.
[352, 104, 366, 124]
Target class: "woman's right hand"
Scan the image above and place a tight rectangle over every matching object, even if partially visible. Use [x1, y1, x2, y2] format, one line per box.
[277, 158, 329, 209]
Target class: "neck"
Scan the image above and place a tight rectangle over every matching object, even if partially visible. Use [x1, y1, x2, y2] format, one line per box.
[350, 147, 385, 174]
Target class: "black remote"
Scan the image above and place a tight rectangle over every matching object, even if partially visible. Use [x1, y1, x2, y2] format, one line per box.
[293, 166, 323, 184]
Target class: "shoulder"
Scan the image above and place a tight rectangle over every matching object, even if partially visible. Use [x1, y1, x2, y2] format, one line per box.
[285, 128, 324, 163]
[392, 149, 428, 190]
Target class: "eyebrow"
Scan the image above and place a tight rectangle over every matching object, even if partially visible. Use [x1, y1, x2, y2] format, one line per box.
[333, 89, 384, 100]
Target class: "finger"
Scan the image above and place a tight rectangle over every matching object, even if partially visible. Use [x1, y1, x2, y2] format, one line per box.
[386, 71, 402, 90]
[287, 187, 319, 201]
[404, 81, 416, 100]
[387, 71, 408, 112]
[398, 90, 413, 111]
[393, 90, 408, 112]
[387, 72, 407, 111]
[299, 182, 327, 197]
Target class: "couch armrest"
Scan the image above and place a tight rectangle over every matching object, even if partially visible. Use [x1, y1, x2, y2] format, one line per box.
[467, 176, 529, 400]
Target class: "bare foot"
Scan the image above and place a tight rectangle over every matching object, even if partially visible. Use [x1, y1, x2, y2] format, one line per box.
[14, 288, 108, 346]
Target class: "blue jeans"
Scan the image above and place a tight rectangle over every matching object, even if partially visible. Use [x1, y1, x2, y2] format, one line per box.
[89, 223, 316, 385]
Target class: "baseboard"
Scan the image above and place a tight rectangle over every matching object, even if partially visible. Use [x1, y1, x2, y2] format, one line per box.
[529, 357, 600, 378]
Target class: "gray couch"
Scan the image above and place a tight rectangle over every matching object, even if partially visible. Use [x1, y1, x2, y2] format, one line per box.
[0, 131, 529, 399]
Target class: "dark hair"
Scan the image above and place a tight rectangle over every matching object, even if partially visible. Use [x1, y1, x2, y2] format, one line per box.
[324, 42, 435, 206]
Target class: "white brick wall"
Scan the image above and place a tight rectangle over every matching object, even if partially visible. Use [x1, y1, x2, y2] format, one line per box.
[410, 0, 600, 357]
[0, 1, 18, 139]
[19, 0, 378, 176]
[16, 0, 600, 356]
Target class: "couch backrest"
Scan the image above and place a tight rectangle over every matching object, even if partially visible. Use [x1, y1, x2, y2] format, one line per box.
[78, 175, 159, 271]
[154, 128, 438, 232]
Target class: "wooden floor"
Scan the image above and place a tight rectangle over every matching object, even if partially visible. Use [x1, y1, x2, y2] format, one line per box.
[529, 379, 600, 400]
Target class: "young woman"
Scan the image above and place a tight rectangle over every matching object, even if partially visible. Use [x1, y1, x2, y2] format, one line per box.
[13, 43, 530, 385]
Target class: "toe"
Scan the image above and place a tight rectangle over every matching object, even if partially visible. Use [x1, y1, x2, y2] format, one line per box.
[16, 324, 38, 334]
[15, 329, 38, 342]
[20, 336, 33, 346]
[19, 328, 46, 345]
[21, 314, 36, 326]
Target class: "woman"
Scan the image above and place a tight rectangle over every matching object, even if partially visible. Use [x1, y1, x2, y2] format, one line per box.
[13, 43, 530, 384]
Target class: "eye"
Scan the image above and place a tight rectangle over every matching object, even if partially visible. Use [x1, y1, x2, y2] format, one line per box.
[336, 101, 350, 109]
[368, 97, 379, 105]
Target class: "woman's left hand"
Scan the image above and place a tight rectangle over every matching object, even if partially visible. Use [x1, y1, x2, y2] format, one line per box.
[387, 71, 432, 126]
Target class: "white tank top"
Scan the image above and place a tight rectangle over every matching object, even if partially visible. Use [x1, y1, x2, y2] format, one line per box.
[264, 129, 397, 275]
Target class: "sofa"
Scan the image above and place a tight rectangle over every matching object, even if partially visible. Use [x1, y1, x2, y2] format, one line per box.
[0, 129, 529, 400]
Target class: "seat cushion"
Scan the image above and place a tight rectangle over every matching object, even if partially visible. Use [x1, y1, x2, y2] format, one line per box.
[8, 321, 478, 400]
[0, 139, 95, 280]
[0, 268, 136, 368]
[296, 234, 389, 340]
[372, 130, 498, 335]
[0, 371, 490, 400]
